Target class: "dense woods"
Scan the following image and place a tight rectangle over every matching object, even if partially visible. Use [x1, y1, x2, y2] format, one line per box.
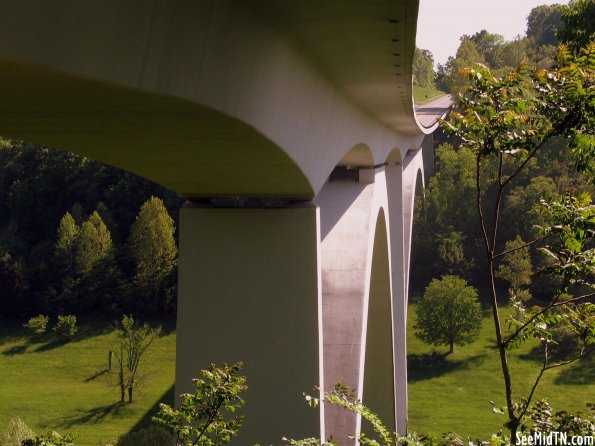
[411, 0, 595, 300]
[0, 139, 182, 319]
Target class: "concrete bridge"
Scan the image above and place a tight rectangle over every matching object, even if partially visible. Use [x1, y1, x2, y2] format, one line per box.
[0, 1, 451, 443]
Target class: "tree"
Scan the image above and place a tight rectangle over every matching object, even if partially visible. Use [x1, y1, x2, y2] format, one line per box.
[526, 4, 563, 47]
[153, 363, 246, 446]
[74, 211, 112, 276]
[415, 275, 482, 354]
[557, 0, 595, 53]
[113, 315, 161, 404]
[467, 30, 505, 68]
[55, 212, 79, 274]
[412, 48, 435, 88]
[128, 196, 177, 299]
[496, 236, 533, 293]
[442, 44, 595, 438]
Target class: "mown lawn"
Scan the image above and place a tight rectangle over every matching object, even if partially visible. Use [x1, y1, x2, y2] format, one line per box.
[1, 305, 593, 444]
[413, 86, 445, 104]
[407, 303, 595, 439]
[0, 319, 175, 446]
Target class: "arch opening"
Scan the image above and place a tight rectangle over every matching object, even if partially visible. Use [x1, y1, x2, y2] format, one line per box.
[362, 208, 396, 434]
[385, 147, 403, 165]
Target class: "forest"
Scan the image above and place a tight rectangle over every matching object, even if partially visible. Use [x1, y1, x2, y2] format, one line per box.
[410, 0, 595, 301]
[0, 138, 182, 319]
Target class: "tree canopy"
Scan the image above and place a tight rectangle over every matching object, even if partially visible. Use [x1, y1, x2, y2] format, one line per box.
[415, 275, 482, 354]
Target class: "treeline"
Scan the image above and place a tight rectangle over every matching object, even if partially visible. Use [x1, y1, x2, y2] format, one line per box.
[0, 139, 183, 319]
[436, 1, 593, 96]
[410, 0, 595, 298]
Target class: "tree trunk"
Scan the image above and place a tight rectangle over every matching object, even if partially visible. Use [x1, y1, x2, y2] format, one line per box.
[128, 386, 133, 403]
[449, 339, 454, 354]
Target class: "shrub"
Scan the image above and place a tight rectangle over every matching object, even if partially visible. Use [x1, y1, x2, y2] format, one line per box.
[23, 315, 49, 337]
[22, 431, 77, 446]
[0, 417, 35, 446]
[53, 315, 78, 340]
[117, 426, 173, 446]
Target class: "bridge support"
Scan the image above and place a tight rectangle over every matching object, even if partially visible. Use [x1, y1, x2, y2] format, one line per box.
[175, 150, 424, 445]
[176, 204, 322, 445]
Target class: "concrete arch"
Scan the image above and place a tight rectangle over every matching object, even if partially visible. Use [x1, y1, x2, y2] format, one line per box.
[0, 59, 313, 199]
[385, 147, 404, 165]
[361, 207, 396, 435]
[338, 143, 374, 168]
[0, 0, 429, 199]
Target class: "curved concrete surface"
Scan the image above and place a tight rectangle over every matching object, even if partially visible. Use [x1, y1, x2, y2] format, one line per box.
[415, 94, 454, 131]
[0, 0, 437, 197]
[0, 1, 446, 443]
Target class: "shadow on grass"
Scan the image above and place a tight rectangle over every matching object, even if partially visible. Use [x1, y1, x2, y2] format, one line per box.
[84, 368, 110, 382]
[553, 354, 595, 386]
[60, 402, 125, 428]
[128, 384, 175, 433]
[408, 352, 486, 382]
[34, 338, 70, 352]
[2, 343, 28, 356]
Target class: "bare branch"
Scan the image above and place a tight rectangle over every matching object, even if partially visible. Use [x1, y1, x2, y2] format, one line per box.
[493, 234, 553, 260]
[504, 291, 595, 347]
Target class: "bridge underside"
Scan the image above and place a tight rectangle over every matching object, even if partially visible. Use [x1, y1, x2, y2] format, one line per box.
[0, 0, 449, 443]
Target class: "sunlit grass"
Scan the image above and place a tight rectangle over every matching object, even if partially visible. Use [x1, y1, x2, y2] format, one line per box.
[407, 304, 594, 439]
[0, 319, 175, 446]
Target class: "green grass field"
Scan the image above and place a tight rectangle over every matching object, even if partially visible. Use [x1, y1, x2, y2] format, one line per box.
[0, 319, 175, 446]
[1, 305, 593, 444]
[407, 304, 595, 439]
[413, 86, 445, 104]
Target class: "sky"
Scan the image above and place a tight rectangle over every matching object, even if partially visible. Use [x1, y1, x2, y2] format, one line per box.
[416, 0, 570, 67]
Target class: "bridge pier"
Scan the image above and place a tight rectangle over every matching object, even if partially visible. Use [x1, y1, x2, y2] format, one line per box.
[176, 204, 323, 445]
[175, 149, 423, 445]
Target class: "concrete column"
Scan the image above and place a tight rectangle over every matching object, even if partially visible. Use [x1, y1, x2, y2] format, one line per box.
[386, 150, 424, 435]
[315, 178, 374, 444]
[176, 204, 323, 445]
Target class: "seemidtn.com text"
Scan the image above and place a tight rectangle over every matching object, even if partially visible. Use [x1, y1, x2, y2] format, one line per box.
[516, 432, 594, 446]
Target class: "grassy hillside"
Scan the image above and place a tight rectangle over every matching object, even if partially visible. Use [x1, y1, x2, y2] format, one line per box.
[0, 319, 175, 446]
[413, 86, 445, 104]
[407, 304, 594, 438]
[1, 306, 592, 444]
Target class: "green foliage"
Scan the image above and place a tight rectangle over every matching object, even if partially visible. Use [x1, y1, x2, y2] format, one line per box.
[415, 275, 482, 353]
[526, 4, 563, 47]
[153, 362, 247, 446]
[442, 45, 595, 437]
[496, 236, 533, 292]
[55, 212, 79, 275]
[0, 140, 182, 318]
[53, 315, 77, 340]
[557, 0, 595, 53]
[113, 315, 161, 404]
[74, 212, 112, 276]
[116, 426, 173, 446]
[0, 251, 28, 317]
[23, 315, 49, 336]
[128, 196, 177, 298]
[0, 417, 35, 446]
[413, 48, 436, 89]
[22, 431, 77, 446]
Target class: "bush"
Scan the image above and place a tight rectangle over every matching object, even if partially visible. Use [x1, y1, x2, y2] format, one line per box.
[53, 315, 77, 340]
[22, 431, 77, 446]
[117, 426, 173, 446]
[0, 417, 35, 446]
[23, 315, 49, 337]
